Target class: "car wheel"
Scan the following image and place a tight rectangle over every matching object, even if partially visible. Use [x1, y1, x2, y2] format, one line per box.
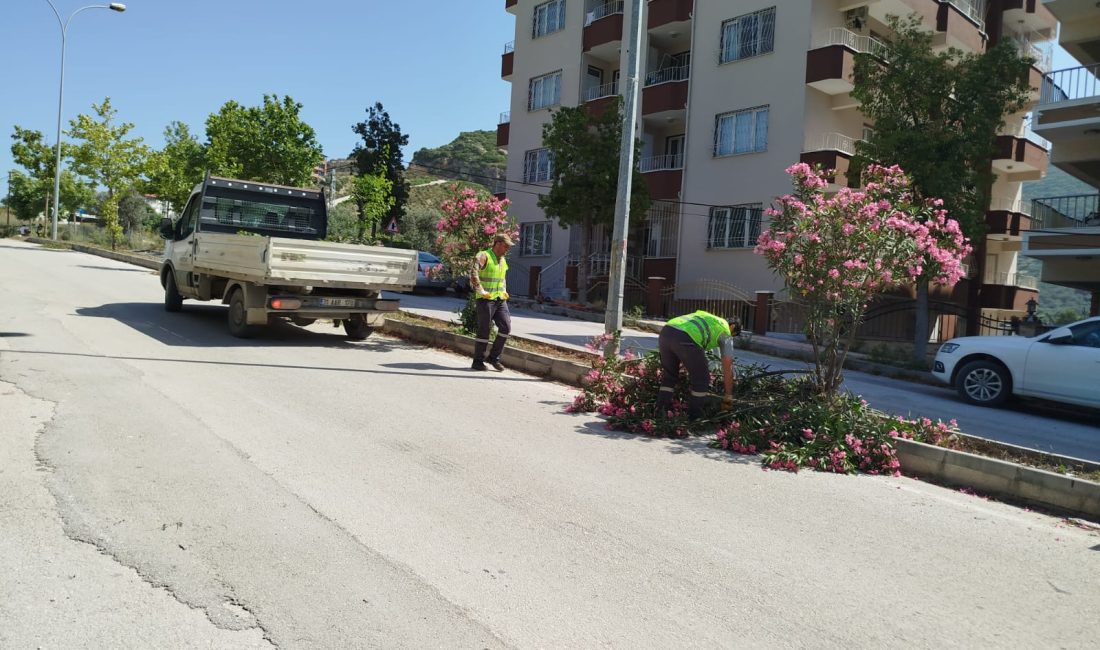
[227, 288, 257, 338]
[164, 273, 183, 312]
[344, 316, 373, 341]
[955, 360, 1011, 407]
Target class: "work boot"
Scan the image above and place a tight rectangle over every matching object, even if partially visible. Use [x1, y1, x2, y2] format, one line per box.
[471, 359, 488, 371]
[655, 391, 673, 415]
[488, 360, 505, 372]
[687, 396, 706, 422]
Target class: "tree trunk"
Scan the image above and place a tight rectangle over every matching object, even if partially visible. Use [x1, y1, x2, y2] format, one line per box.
[966, 151, 996, 336]
[913, 280, 930, 365]
[577, 217, 592, 304]
[356, 202, 366, 243]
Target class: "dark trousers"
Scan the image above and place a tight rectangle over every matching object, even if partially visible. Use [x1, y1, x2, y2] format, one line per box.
[474, 299, 511, 362]
[657, 325, 711, 417]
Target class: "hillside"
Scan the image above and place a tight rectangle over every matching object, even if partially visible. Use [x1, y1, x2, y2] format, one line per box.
[1018, 166, 1093, 322]
[411, 130, 506, 193]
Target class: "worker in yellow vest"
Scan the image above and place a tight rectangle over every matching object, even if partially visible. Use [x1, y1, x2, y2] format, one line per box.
[656, 310, 741, 419]
[470, 233, 514, 371]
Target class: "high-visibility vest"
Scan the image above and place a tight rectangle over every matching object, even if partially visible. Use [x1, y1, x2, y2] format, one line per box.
[479, 248, 509, 299]
[668, 310, 730, 350]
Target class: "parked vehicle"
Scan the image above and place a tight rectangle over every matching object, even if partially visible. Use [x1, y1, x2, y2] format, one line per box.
[931, 316, 1100, 409]
[158, 174, 416, 339]
[415, 251, 450, 294]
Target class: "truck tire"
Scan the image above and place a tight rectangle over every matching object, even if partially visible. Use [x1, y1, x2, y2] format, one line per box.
[227, 288, 257, 338]
[164, 273, 183, 312]
[343, 316, 373, 341]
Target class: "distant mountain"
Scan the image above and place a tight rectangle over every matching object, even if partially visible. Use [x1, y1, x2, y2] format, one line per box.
[1018, 166, 1093, 322]
[411, 130, 506, 194]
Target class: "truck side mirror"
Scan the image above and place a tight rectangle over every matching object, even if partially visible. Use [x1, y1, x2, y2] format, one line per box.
[158, 217, 174, 240]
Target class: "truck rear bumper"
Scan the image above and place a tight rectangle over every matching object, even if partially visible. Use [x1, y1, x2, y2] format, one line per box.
[246, 296, 400, 325]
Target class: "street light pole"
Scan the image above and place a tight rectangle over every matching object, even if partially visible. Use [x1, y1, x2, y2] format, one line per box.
[44, 1, 126, 241]
[603, 0, 645, 357]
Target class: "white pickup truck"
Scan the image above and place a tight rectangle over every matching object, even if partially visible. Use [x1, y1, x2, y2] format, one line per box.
[158, 175, 416, 339]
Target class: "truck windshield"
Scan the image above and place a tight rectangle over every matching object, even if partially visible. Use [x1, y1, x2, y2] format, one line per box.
[198, 185, 326, 239]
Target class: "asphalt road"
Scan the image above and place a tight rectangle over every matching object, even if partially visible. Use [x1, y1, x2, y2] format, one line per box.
[2, 239, 1099, 648]
[390, 291, 1100, 463]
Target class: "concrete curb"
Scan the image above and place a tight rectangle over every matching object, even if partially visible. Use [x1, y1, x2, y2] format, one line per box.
[25, 237, 161, 272]
[894, 437, 1100, 520]
[382, 318, 591, 386]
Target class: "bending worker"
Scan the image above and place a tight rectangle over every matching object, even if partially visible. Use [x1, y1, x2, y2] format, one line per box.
[470, 233, 514, 372]
[656, 310, 741, 419]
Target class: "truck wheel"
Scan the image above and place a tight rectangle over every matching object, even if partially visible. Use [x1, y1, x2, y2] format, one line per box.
[164, 273, 183, 312]
[344, 316, 373, 341]
[955, 360, 1011, 407]
[291, 317, 316, 327]
[227, 288, 257, 338]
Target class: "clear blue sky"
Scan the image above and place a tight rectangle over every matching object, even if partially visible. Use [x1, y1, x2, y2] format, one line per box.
[0, 2, 1084, 197]
[0, 0, 515, 194]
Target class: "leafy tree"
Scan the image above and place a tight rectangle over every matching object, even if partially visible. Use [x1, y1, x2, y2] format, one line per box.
[117, 191, 154, 233]
[5, 172, 43, 221]
[539, 99, 650, 303]
[852, 15, 1031, 357]
[325, 200, 360, 243]
[145, 121, 205, 213]
[67, 97, 151, 248]
[351, 102, 410, 227]
[399, 206, 445, 254]
[349, 172, 394, 243]
[205, 94, 324, 187]
[10, 126, 93, 223]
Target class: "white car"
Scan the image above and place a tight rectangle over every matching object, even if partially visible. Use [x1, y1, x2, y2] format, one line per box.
[931, 316, 1100, 409]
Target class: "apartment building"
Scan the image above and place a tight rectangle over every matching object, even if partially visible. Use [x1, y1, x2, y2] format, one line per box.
[498, 0, 1057, 321]
[1026, 0, 1100, 317]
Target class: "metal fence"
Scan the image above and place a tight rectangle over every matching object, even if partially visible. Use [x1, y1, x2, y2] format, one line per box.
[1031, 194, 1100, 229]
[654, 279, 756, 323]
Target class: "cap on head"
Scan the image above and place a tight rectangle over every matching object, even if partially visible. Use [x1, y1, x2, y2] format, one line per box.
[493, 233, 514, 247]
[727, 316, 743, 336]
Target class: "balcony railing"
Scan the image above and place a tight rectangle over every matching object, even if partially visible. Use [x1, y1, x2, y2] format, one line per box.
[499, 111, 511, 124]
[946, 0, 986, 30]
[583, 81, 619, 102]
[639, 153, 684, 172]
[805, 132, 857, 156]
[1040, 63, 1100, 104]
[1004, 31, 1052, 72]
[586, 0, 624, 25]
[988, 197, 1031, 216]
[813, 27, 888, 59]
[1031, 194, 1100, 229]
[984, 271, 1039, 291]
[503, 40, 515, 54]
[644, 64, 690, 86]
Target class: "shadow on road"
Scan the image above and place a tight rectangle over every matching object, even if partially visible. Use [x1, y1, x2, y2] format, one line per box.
[0, 332, 32, 338]
[74, 301, 407, 350]
[76, 264, 152, 273]
[4, 348, 545, 383]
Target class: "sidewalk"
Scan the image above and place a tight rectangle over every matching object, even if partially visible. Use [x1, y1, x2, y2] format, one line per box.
[389, 292, 934, 385]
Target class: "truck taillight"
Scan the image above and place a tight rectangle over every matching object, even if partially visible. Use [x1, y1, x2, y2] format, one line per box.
[270, 298, 302, 310]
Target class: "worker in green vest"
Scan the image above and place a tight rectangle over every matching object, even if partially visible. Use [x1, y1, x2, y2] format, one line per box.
[470, 233, 514, 371]
[655, 310, 741, 419]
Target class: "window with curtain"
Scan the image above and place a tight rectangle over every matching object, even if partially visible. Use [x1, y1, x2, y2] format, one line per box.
[521, 222, 553, 256]
[720, 7, 776, 64]
[528, 71, 562, 111]
[523, 148, 554, 183]
[707, 204, 764, 249]
[714, 106, 769, 156]
[533, 0, 567, 38]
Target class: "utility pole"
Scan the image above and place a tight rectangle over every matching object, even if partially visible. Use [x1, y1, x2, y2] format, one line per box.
[603, 0, 645, 357]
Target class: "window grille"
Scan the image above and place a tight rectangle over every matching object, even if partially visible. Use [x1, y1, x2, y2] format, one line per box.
[528, 71, 562, 111]
[521, 221, 554, 256]
[533, 0, 567, 38]
[644, 201, 680, 258]
[720, 7, 776, 64]
[714, 106, 769, 156]
[707, 204, 763, 249]
[523, 148, 554, 183]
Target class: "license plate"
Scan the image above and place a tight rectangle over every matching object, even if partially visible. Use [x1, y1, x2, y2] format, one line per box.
[319, 298, 356, 308]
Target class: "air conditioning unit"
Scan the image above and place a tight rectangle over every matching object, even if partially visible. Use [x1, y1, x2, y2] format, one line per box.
[845, 7, 868, 32]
